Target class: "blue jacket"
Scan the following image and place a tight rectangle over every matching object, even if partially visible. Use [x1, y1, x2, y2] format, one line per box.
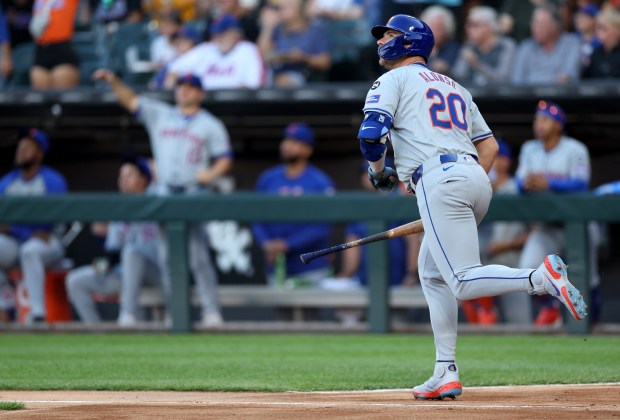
[0, 166, 68, 241]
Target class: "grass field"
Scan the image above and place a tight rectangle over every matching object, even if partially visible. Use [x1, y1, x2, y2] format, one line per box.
[0, 334, 617, 391]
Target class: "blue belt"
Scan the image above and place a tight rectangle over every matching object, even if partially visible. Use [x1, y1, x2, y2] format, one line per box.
[411, 154, 478, 185]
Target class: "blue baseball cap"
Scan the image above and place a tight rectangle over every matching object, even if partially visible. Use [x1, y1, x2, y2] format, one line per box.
[210, 14, 241, 35]
[21, 128, 50, 154]
[123, 155, 152, 183]
[283, 122, 315, 147]
[496, 139, 512, 159]
[176, 73, 203, 89]
[173, 26, 201, 43]
[578, 4, 599, 17]
[536, 100, 566, 127]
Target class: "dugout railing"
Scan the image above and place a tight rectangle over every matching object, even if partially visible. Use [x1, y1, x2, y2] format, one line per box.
[1, 192, 619, 334]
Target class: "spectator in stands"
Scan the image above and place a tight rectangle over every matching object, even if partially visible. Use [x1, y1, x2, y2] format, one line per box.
[2, 0, 33, 48]
[574, 3, 601, 69]
[89, 0, 143, 23]
[206, 0, 261, 42]
[252, 122, 335, 287]
[420, 5, 460, 77]
[305, 0, 364, 21]
[164, 14, 266, 90]
[29, 0, 80, 89]
[150, 13, 182, 75]
[511, 5, 582, 86]
[257, 0, 331, 87]
[0, 128, 68, 324]
[0, 4, 12, 87]
[66, 156, 168, 326]
[515, 100, 599, 326]
[583, 5, 620, 79]
[499, 0, 549, 42]
[93, 70, 233, 327]
[453, 6, 516, 86]
[152, 23, 201, 89]
[142, 0, 195, 22]
[463, 140, 531, 325]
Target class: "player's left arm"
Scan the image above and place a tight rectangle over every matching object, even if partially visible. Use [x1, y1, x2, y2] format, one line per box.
[474, 136, 498, 173]
[547, 144, 590, 192]
[196, 154, 233, 186]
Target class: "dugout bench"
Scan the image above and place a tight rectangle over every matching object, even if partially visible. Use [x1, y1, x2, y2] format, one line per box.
[136, 285, 427, 323]
[2, 193, 620, 334]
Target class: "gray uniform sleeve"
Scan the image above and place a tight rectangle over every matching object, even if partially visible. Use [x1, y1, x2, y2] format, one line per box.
[207, 117, 232, 158]
[515, 142, 533, 180]
[362, 73, 399, 119]
[570, 142, 591, 182]
[136, 96, 170, 129]
[468, 98, 493, 142]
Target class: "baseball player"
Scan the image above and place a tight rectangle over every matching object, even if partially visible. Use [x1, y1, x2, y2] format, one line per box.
[252, 122, 335, 286]
[359, 15, 587, 400]
[0, 129, 67, 323]
[93, 70, 233, 327]
[516, 100, 599, 326]
[65, 157, 168, 326]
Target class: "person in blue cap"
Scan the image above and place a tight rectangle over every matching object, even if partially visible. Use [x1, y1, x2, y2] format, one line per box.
[0, 128, 68, 324]
[252, 122, 335, 287]
[516, 100, 600, 326]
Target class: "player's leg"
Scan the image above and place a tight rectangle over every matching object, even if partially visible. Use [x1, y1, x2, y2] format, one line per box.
[19, 236, 64, 320]
[416, 164, 533, 300]
[0, 233, 19, 285]
[189, 223, 222, 326]
[118, 245, 150, 324]
[65, 265, 120, 323]
[413, 237, 461, 400]
[519, 226, 563, 325]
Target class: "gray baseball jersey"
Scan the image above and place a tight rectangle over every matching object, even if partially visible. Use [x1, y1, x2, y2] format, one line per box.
[363, 62, 492, 183]
[105, 222, 161, 265]
[363, 62, 548, 364]
[137, 96, 232, 191]
[515, 136, 590, 184]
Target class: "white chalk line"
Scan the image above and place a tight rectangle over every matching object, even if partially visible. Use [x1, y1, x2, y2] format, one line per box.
[5, 384, 619, 411]
[7, 400, 609, 411]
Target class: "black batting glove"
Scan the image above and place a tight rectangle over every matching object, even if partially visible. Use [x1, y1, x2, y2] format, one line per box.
[368, 166, 398, 192]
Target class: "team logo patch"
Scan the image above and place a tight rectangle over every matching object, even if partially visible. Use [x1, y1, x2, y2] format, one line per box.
[366, 94, 381, 104]
[371, 80, 380, 90]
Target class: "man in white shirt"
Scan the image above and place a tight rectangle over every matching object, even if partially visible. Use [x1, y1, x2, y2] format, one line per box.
[165, 14, 266, 90]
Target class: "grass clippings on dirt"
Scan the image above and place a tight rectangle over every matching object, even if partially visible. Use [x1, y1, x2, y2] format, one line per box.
[0, 401, 25, 410]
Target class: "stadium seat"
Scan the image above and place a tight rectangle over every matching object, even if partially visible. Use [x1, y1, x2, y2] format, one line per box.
[324, 19, 374, 82]
[106, 22, 157, 85]
[7, 42, 35, 87]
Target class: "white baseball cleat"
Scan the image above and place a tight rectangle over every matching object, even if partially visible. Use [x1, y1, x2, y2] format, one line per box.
[412, 363, 462, 400]
[201, 311, 224, 328]
[531, 254, 588, 321]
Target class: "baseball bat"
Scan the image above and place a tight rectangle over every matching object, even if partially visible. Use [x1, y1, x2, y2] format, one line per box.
[299, 219, 424, 264]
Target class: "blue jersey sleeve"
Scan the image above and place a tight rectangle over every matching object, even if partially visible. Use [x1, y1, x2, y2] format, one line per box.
[0, 7, 9, 45]
[41, 167, 68, 194]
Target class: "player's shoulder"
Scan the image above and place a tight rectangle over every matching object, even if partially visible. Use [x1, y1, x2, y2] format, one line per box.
[520, 139, 543, 153]
[236, 40, 260, 53]
[0, 169, 20, 191]
[40, 166, 68, 191]
[256, 165, 285, 187]
[306, 164, 334, 185]
[561, 136, 589, 152]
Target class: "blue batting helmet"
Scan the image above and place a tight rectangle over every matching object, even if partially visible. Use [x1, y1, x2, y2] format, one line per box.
[371, 15, 435, 61]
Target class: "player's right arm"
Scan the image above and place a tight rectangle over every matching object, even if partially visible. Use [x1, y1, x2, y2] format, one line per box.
[92, 69, 139, 114]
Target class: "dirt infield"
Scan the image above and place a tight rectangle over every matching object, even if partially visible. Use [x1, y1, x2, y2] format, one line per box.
[0, 384, 618, 419]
